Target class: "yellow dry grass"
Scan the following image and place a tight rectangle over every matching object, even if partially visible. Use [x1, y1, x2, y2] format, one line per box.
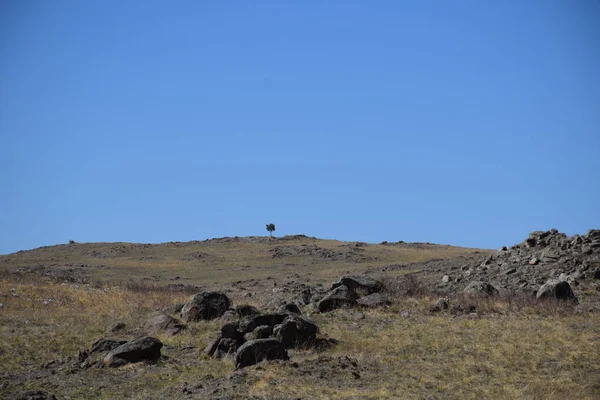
[1, 278, 599, 399]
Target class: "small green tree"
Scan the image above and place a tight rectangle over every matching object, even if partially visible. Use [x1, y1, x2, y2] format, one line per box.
[266, 223, 276, 237]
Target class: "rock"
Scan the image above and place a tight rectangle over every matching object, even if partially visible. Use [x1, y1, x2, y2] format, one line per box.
[109, 322, 126, 333]
[103, 336, 163, 367]
[15, 391, 57, 400]
[356, 292, 389, 307]
[234, 339, 289, 369]
[239, 313, 288, 333]
[277, 302, 301, 314]
[220, 309, 239, 324]
[273, 316, 318, 348]
[180, 292, 231, 322]
[441, 275, 450, 283]
[317, 285, 358, 312]
[245, 325, 273, 341]
[91, 338, 128, 353]
[536, 280, 578, 302]
[143, 314, 185, 336]
[463, 281, 499, 297]
[220, 322, 245, 341]
[529, 257, 540, 265]
[331, 275, 383, 295]
[430, 298, 449, 313]
[235, 305, 260, 317]
[212, 338, 241, 359]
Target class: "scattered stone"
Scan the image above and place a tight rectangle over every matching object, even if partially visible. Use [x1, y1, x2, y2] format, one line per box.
[143, 314, 185, 336]
[103, 336, 163, 367]
[235, 339, 289, 369]
[91, 339, 128, 353]
[180, 292, 231, 322]
[441, 275, 450, 283]
[356, 292, 389, 307]
[536, 280, 578, 302]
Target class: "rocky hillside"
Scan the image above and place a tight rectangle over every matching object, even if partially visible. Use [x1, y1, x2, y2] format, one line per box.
[433, 229, 600, 300]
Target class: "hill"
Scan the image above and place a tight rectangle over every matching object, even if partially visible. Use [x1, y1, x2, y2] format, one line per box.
[1, 233, 599, 399]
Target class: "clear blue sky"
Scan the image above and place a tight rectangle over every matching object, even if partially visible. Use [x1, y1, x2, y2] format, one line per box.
[1, 1, 599, 254]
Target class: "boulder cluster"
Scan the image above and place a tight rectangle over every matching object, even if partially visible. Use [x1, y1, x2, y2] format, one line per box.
[203, 300, 337, 369]
[451, 229, 600, 301]
[311, 275, 388, 312]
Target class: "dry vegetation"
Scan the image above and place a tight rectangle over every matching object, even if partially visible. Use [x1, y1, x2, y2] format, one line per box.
[1, 237, 599, 399]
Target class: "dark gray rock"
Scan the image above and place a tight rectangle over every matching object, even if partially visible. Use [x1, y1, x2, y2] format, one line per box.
[180, 292, 231, 322]
[536, 280, 578, 302]
[221, 322, 245, 341]
[103, 336, 163, 367]
[245, 325, 273, 341]
[143, 314, 185, 336]
[277, 302, 301, 314]
[273, 316, 318, 348]
[239, 313, 288, 333]
[463, 281, 499, 297]
[235, 304, 260, 317]
[356, 292, 389, 307]
[234, 339, 289, 369]
[331, 275, 383, 295]
[91, 338, 128, 353]
[317, 285, 358, 312]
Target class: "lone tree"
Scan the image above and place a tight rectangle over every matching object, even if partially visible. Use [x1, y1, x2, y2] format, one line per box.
[266, 223, 276, 237]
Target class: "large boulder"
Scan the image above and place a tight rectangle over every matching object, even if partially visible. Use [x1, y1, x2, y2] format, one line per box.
[317, 285, 358, 312]
[143, 314, 185, 336]
[356, 293, 389, 307]
[273, 316, 318, 348]
[103, 336, 163, 367]
[463, 281, 499, 297]
[180, 292, 231, 322]
[331, 275, 383, 295]
[536, 280, 578, 302]
[234, 339, 289, 369]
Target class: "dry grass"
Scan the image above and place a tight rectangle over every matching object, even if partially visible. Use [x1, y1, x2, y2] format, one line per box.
[1, 276, 599, 399]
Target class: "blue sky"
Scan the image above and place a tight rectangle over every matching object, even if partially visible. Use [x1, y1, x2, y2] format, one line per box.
[1, 1, 599, 254]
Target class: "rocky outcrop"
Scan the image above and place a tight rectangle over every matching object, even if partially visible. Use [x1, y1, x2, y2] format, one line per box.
[456, 229, 600, 296]
[180, 292, 231, 322]
[317, 285, 358, 312]
[103, 336, 163, 367]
